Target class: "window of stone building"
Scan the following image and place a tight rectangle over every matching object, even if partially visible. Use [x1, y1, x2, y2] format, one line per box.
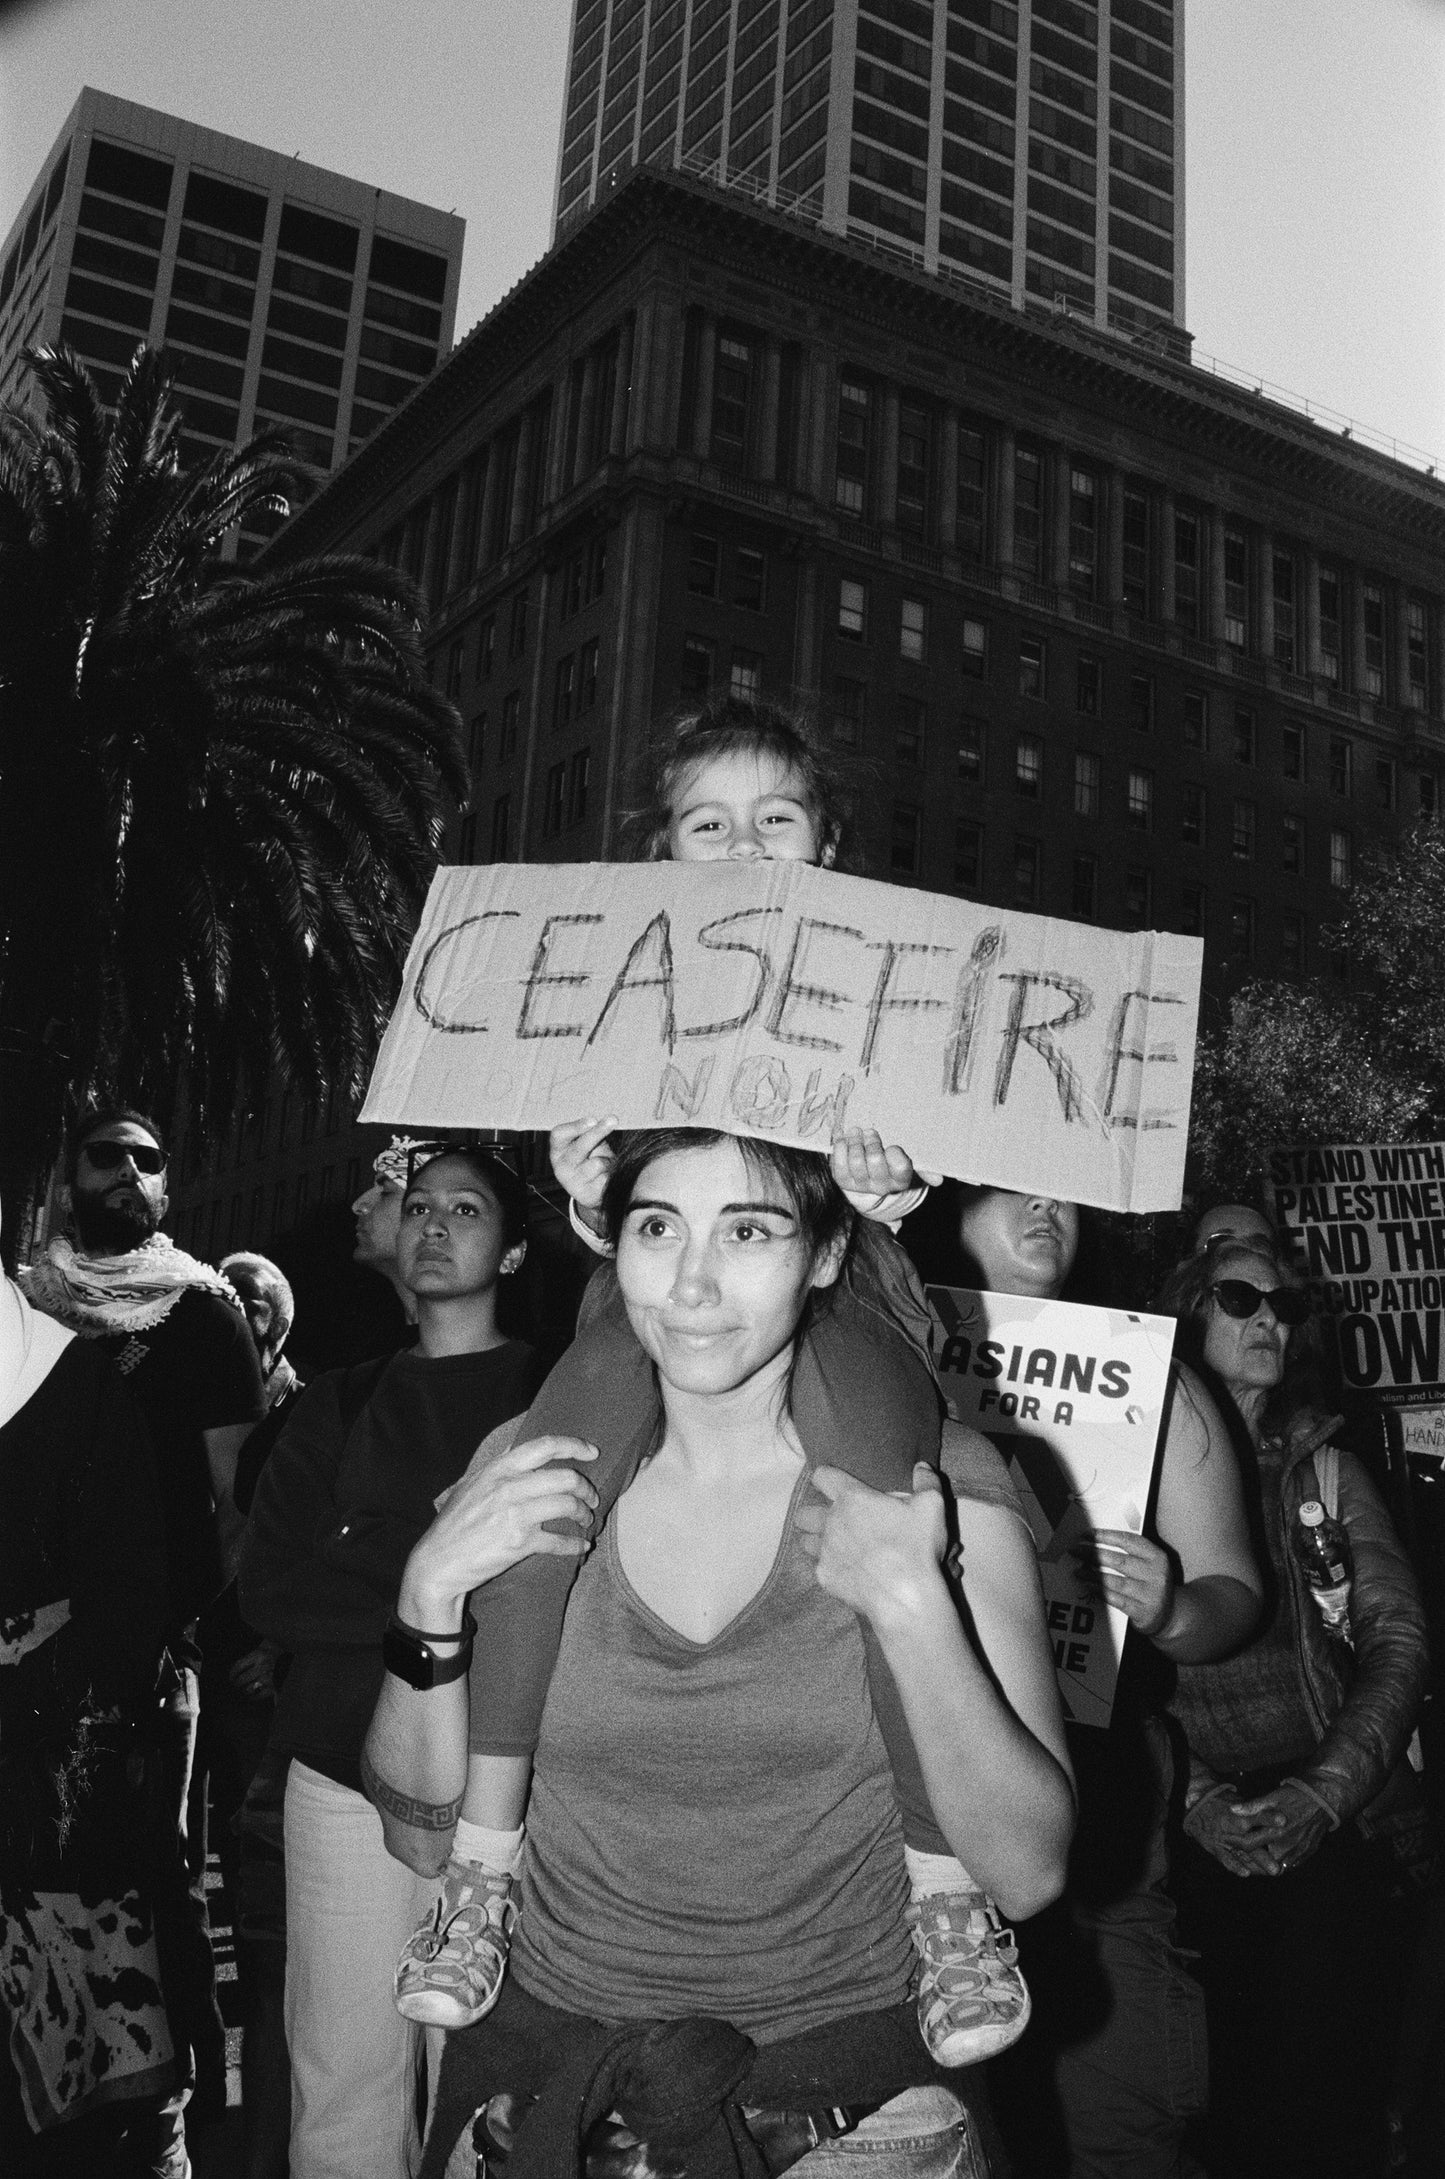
[1282, 811, 1302, 876]
[712, 334, 753, 473]
[1173, 509, 1199, 634]
[1076, 652, 1101, 715]
[1376, 756, 1395, 811]
[1318, 567, 1342, 682]
[509, 587, 528, 659]
[568, 748, 590, 829]
[897, 404, 930, 535]
[835, 377, 872, 514]
[1014, 446, 1043, 578]
[554, 655, 575, 732]
[839, 577, 868, 640]
[734, 546, 766, 612]
[1232, 707, 1255, 765]
[1014, 837, 1041, 908]
[1329, 828, 1352, 888]
[901, 596, 927, 662]
[1282, 722, 1303, 781]
[955, 820, 984, 891]
[1069, 468, 1097, 599]
[962, 616, 989, 679]
[1182, 689, 1208, 750]
[1231, 798, 1255, 860]
[1223, 526, 1248, 648]
[1230, 896, 1255, 963]
[1407, 599, 1429, 711]
[1016, 732, 1044, 798]
[1072, 855, 1097, 920]
[681, 636, 714, 695]
[896, 695, 926, 767]
[1181, 781, 1205, 847]
[688, 533, 720, 596]
[1362, 585, 1386, 699]
[1122, 488, 1149, 615]
[543, 760, 566, 838]
[500, 690, 520, 761]
[458, 810, 479, 862]
[1329, 735, 1352, 796]
[1179, 882, 1205, 937]
[1420, 772, 1437, 818]
[1272, 553, 1296, 670]
[578, 639, 599, 711]
[1074, 750, 1100, 819]
[833, 677, 867, 746]
[730, 651, 762, 701]
[1282, 912, 1304, 976]
[477, 617, 494, 679]
[958, 715, 986, 786]
[957, 425, 988, 561]
[1019, 633, 1046, 699]
[1127, 769, 1153, 831]
[1124, 868, 1153, 926]
[1129, 674, 1154, 732]
[490, 792, 510, 861]
[891, 804, 922, 874]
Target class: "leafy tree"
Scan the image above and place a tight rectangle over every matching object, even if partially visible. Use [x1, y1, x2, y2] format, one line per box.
[1188, 818, 1445, 1202]
[0, 345, 465, 1263]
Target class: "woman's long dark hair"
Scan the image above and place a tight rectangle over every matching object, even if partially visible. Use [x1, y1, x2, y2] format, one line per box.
[1154, 1236, 1331, 1442]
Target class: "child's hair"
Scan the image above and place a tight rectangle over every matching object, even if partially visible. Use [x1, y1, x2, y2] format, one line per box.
[622, 693, 858, 867]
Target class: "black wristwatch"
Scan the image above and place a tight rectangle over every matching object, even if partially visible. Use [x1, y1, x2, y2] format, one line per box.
[382, 1606, 476, 1690]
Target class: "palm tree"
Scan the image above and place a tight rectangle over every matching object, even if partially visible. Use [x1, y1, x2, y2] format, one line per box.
[0, 344, 466, 1263]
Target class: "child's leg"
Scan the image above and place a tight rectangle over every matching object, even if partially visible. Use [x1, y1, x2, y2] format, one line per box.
[465, 1262, 658, 1759]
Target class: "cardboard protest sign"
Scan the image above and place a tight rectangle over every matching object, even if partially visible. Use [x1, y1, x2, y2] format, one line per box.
[363, 862, 1202, 1212]
[1267, 1141, 1445, 1408]
[928, 1286, 1176, 1729]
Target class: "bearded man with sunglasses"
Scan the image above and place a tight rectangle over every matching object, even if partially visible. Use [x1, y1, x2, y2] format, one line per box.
[22, 1106, 265, 2167]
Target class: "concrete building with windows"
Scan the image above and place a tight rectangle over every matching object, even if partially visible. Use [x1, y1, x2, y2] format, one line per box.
[556, 0, 1183, 343]
[0, 88, 463, 547]
[166, 160, 1445, 1258]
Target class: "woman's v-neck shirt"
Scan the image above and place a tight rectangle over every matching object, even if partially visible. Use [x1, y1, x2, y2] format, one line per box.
[513, 1463, 911, 2039]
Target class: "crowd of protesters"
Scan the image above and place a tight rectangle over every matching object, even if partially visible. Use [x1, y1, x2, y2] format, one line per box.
[2, 696, 1439, 2179]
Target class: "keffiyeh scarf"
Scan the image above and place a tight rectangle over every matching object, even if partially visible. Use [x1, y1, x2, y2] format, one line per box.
[20, 1234, 244, 1337]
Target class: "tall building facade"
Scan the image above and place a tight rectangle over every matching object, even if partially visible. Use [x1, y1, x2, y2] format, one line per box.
[555, 0, 1183, 342]
[0, 89, 464, 546]
[165, 164, 1445, 1262]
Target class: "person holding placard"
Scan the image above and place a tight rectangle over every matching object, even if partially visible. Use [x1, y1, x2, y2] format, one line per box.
[907, 1184, 1262, 2179]
[364, 1127, 1074, 2175]
[388, 698, 1037, 2073]
[1156, 1235, 1429, 2179]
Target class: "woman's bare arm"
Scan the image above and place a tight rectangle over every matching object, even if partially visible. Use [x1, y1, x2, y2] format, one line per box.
[798, 1452, 1075, 1920]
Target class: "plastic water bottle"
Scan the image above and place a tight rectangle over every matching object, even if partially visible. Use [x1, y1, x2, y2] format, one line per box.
[1292, 1500, 1353, 1641]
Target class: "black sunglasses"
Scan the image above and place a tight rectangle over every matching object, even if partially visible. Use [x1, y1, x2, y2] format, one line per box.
[1209, 1279, 1310, 1328]
[83, 1139, 166, 1176]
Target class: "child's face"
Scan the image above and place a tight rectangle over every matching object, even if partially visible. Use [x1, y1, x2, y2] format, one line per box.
[666, 749, 833, 865]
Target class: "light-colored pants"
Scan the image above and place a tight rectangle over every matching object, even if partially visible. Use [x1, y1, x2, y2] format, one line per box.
[792, 2087, 984, 2175]
[284, 1759, 437, 2179]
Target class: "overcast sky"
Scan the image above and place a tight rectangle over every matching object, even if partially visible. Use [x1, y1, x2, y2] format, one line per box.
[3, 0, 1442, 464]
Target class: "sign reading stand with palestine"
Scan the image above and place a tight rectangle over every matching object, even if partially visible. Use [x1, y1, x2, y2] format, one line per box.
[363, 862, 1203, 1212]
[1267, 1139, 1445, 1458]
[928, 1287, 1177, 1728]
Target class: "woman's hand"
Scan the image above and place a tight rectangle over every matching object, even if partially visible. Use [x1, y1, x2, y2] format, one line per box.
[1227, 1779, 1333, 1875]
[1183, 1791, 1273, 1877]
[227, 1638, 281, 1704]
[550, 1117, 619, 1221]
[794, 1462, 946, 1634]
[828, 1127, 939, 1206]
[1076, 1527, 1177, 1639]
[401, 1436, 600, 1625]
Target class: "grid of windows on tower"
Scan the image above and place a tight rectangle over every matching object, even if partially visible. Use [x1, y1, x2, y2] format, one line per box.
[53, 137, 173, 411]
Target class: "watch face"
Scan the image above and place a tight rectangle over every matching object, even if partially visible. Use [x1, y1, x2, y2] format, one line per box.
[383, 1624, 435, 1690]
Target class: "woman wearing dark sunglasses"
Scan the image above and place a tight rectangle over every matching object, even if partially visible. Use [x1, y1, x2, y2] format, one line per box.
[1155, 1235, 1428, 2179]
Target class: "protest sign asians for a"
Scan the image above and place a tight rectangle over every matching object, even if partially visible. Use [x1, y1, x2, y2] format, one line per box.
[364, 862, 1204, 1214]
[1268, 1140, 1445, 1403]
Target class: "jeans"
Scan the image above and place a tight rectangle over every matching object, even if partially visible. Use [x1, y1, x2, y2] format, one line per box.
[284, 1760, 437, 2179]
[791, 2088, 984, 2175]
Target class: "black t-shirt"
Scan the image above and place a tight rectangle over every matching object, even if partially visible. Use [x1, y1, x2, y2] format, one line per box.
[94, 1286, 265, 1646]
[239, 1339, 541, 1791]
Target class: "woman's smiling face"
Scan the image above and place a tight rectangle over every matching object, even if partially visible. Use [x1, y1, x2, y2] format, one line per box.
[614, 1136, 845, 1400]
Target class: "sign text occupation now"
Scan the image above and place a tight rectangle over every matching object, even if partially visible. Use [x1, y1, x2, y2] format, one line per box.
[364, 862, 1203, 1214]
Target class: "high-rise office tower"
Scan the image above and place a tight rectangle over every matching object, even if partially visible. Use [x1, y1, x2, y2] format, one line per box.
[0, 89, 464, 547]
[555, 1, 1183, 341]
